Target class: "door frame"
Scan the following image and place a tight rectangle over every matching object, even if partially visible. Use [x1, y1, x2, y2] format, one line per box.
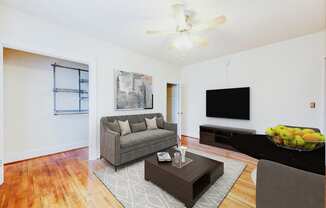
[0, 41, 98, 185]
[166, 82, 182, 136]
[323, 58, 326, 134]
[323, 58, 326, 165]
[0, 43, 4, 185]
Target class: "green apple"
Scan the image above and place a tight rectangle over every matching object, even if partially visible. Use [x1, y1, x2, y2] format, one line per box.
[274, 125, 286, 135]
[283, 140, 289, 146]
[265, 128, 275, 136]
[302, 129, 315, 134]
[280, 129, 293, 140]
[278, 125, 286, 130]
[294, 135, 305, 146]
[316, 133, 325, 142]
[289, 139, 297, 147]
[292, 128, 303, 136]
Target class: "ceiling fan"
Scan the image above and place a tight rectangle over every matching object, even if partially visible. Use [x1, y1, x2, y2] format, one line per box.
[146, 2, 226, 50]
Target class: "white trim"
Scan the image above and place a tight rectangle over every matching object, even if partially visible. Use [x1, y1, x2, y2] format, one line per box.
[323, 60, 326, 134]
[88, 61, 99, 160]
[0, 43, 4, 185]
[5, 141, 89, 164]
[177, 81, 182, 137]
[323, 58, 326, 165]
[0, 41, 98, 167]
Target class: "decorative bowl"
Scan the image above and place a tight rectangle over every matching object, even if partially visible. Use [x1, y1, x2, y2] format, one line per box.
[266, 136, 324, 152]
[265, 125, 325, 152]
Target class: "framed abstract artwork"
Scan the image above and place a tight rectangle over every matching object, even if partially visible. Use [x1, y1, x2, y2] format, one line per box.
[115, 70, 153, 110]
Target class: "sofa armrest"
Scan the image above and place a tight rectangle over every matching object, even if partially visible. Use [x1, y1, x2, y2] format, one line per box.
[256, 160, 324, 208]
[100, 123, 121, 166]
[164, 122, 177, 135]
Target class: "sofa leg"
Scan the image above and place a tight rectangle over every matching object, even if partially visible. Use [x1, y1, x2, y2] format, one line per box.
[114, 166, 118, 172]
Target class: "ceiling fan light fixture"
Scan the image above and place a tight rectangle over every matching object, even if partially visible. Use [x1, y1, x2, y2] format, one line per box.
[172, 32, 193, 50]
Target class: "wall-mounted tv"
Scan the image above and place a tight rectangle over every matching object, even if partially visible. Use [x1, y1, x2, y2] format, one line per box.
[206, 87, 250, 120]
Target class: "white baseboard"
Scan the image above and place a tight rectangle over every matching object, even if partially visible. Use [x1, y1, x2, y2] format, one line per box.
[4, 140, 88, 163]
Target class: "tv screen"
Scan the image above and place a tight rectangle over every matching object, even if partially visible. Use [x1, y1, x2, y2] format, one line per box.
[206, 87, 250, 120]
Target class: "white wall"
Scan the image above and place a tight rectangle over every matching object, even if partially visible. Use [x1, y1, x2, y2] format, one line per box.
[96, 54, 180, 119]
[181, 31, 326, 138]
[0, 4, 180, 167]
[3, 49, 89, 163]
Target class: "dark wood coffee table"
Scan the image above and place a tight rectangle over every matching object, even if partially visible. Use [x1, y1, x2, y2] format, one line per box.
[145, 150, 224, 208]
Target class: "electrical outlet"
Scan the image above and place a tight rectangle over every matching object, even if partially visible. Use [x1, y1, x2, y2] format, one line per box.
[310, 102, 316, 109]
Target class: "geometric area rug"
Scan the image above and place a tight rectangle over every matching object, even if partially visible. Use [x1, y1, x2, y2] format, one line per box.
[94, 148, 246, 208]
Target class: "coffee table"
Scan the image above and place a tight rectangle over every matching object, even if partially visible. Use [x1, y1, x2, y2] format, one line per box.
[145, 149, 224, 208]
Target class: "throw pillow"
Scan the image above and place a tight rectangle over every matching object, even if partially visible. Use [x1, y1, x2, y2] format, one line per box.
[156, 117, 164, 129]
[107, 120, 121, 134]
[130, 122, 147, 133]
[118, 120, 131, 136]
[145, 117, 158, 130]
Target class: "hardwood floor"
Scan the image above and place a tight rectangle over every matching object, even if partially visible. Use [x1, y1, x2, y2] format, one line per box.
[0, 136, 257, 208]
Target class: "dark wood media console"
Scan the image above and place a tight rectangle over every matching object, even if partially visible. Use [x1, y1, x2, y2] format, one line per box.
[199, 125, 256, 151]
[199, 125, 324, 175]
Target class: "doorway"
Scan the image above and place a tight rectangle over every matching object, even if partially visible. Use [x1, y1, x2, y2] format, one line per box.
[3, 48, 90, 163]
[0, 43, 97, 185]
[166, 83, 181, 136]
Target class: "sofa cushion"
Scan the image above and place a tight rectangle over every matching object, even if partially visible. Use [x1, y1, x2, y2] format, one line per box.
[107, 120, 121, 134]
[120, 129, 175, 150]
[156, 117, 164, 129]
[145, 117, 158, 130]
[118, 120, 131, 136]
[130, 122, 147, 133]
[148, 129, 175, 139]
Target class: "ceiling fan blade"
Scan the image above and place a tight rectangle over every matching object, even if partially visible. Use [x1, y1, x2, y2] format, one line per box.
[191, 15, 226, 32]
[146, 29, 177, 36]
[172, 3, 188, 31]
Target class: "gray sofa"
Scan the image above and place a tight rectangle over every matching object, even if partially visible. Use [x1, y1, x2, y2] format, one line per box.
[257, 160, 325, 208]
[100, 113, 178, 170]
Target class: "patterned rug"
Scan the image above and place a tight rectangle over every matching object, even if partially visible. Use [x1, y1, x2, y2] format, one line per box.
[94, 149, 246, 208]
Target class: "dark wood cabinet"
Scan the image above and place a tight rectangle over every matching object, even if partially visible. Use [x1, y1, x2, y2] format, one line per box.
[231, 134, 325, 175]
[200, 125, 324, 175]
[199, 125, 256, 151]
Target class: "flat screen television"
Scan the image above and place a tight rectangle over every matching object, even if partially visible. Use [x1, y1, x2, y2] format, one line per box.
[206, 87, 250, 120]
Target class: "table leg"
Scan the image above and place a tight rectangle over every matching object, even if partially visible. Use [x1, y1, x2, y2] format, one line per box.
[185, 201, 194, 208]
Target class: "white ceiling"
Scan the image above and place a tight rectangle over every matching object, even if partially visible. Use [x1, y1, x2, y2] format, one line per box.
[1, 0, 325, 66]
